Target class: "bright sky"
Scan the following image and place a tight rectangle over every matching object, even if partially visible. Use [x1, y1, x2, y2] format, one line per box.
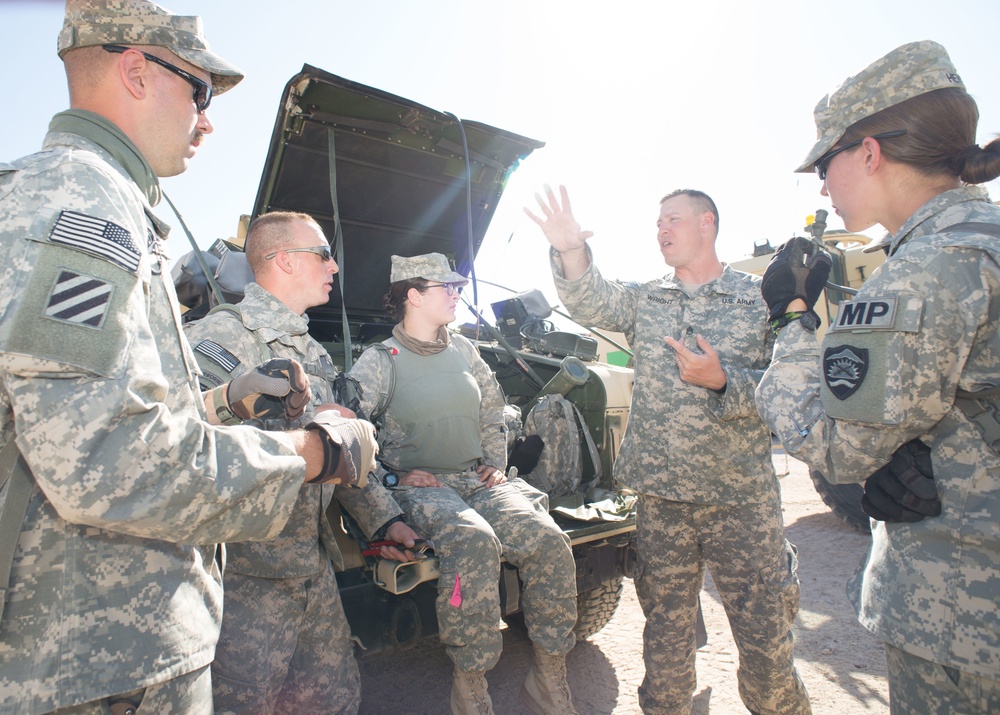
[4, 0, 999, 319]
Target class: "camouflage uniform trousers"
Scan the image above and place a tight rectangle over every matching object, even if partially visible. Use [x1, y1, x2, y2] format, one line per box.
[885, 644, 1000, 715]
[212, 558, 360, 715]
[634, 493, 810, 715]
[48, 665, 212, 715]
[392, 472, 577, 672]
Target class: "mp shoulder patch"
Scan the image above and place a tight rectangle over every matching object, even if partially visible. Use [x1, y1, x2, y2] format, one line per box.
[49, 209, 141, 273]
[44, 270, 114, 328]
[824, 345, 869, 400]
[829, 297, 897, 332]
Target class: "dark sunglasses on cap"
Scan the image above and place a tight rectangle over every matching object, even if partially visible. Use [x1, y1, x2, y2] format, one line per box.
[814, 130, 907, 181]
[103, 44, 213, 113]
[264, 245, 334, 262]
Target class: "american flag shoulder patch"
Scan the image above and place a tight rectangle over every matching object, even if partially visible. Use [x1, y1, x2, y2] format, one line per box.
[49, 210, 141, 273]
[44, 270, 114, 328]
[194, 339, 242, 374]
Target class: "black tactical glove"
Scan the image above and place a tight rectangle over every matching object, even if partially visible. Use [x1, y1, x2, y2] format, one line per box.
[760, 236, 833, 322]
[305, 411, 378, 487]
[226, 358, 311, 422]
[861, 439, 941, 523]
[508, 435, 545, 475]
[331, 372, 365, 420]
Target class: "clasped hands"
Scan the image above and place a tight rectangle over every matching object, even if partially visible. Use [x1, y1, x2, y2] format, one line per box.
[388, 463, 507, 489]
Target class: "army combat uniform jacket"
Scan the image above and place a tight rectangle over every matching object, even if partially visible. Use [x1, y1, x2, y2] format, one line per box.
[349, 333, 509, 476]
[0, 111, 306, 714]
[551, 248, 778, 504]
[553, 249, 811, 714]
[757, 186, 1000, 678]
[349, 334, 577, 672]
[184, 282, 403, 710]
[184, 281, 404, 577]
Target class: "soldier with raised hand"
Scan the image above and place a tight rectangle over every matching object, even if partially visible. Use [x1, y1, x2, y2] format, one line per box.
[526, 188, 811, 715]
[185, 211, 421, 714]
[0, 2, 376, 714]
[757, 40, 1000, 713]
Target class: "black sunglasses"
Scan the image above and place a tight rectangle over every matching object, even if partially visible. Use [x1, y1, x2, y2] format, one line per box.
[814, 130, 907, 180]
[264, 246, 334, 262]
[103, 44, 212, 113]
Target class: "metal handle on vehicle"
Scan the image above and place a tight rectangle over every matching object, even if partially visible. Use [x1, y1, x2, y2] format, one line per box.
[810, 208, 860, 297]
[374, 555, 441, 595]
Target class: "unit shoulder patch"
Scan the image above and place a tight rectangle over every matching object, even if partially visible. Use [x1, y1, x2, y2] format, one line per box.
[44, 270, 114, 329]
[824, 345, 869, 400]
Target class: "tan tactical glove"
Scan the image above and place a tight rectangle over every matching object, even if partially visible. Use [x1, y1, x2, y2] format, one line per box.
[225, 358, 311, 422]
[305, 411, 377, 487]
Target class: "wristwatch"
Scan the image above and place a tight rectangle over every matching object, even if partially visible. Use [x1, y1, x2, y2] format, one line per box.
[798, 310, 821, 333]
[383, 472, 400, 488]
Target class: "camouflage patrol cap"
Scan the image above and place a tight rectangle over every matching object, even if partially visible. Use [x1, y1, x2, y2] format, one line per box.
[390, 253, 469, 285]
[58, 0, 244, 95]
[795, 40, 964, 173]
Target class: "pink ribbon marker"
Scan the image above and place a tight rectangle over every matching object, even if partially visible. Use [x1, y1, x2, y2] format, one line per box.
[449, 573, 462, 607]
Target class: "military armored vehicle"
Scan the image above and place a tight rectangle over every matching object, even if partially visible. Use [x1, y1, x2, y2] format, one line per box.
[731, 214, 888, 533]
[174, 65, 640, 655]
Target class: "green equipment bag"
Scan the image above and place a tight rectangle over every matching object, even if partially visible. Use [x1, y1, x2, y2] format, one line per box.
[522, 394, 602, 498]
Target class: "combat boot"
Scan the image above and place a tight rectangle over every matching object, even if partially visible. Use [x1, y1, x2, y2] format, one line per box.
[450, 668, 494, 715]
[520, 648, 579, 715]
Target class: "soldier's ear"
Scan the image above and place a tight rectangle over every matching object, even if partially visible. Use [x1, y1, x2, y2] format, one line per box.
[860, 136, 887, 176]
[270, 250, 296, 275]
[115, 48, 150, 102]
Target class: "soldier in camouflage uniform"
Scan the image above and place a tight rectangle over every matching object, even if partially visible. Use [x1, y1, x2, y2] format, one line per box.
[184, 212, 421, 714]
[756, 41, 1000, 714]
[348, 253, 579, 715]
[0, 4, 378, 714]
[527, 188, 811, 715]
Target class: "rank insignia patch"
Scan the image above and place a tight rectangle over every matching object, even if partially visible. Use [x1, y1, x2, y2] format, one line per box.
[824, 345, 869, 400]
[49, 210, 141, 272]
[44, 270, 113, 328]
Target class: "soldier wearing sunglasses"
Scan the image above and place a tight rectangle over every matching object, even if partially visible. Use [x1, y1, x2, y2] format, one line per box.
[186, 211, 422, 714]
[0, 2, 378, 713]
[758, 40, 1000, 713]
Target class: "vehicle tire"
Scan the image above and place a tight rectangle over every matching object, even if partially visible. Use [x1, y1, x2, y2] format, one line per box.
[808, 468, 870, 534]
[574, 577, 624, 640]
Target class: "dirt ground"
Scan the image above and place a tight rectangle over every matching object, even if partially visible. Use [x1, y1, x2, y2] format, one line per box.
[357, 450, 889, 714]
